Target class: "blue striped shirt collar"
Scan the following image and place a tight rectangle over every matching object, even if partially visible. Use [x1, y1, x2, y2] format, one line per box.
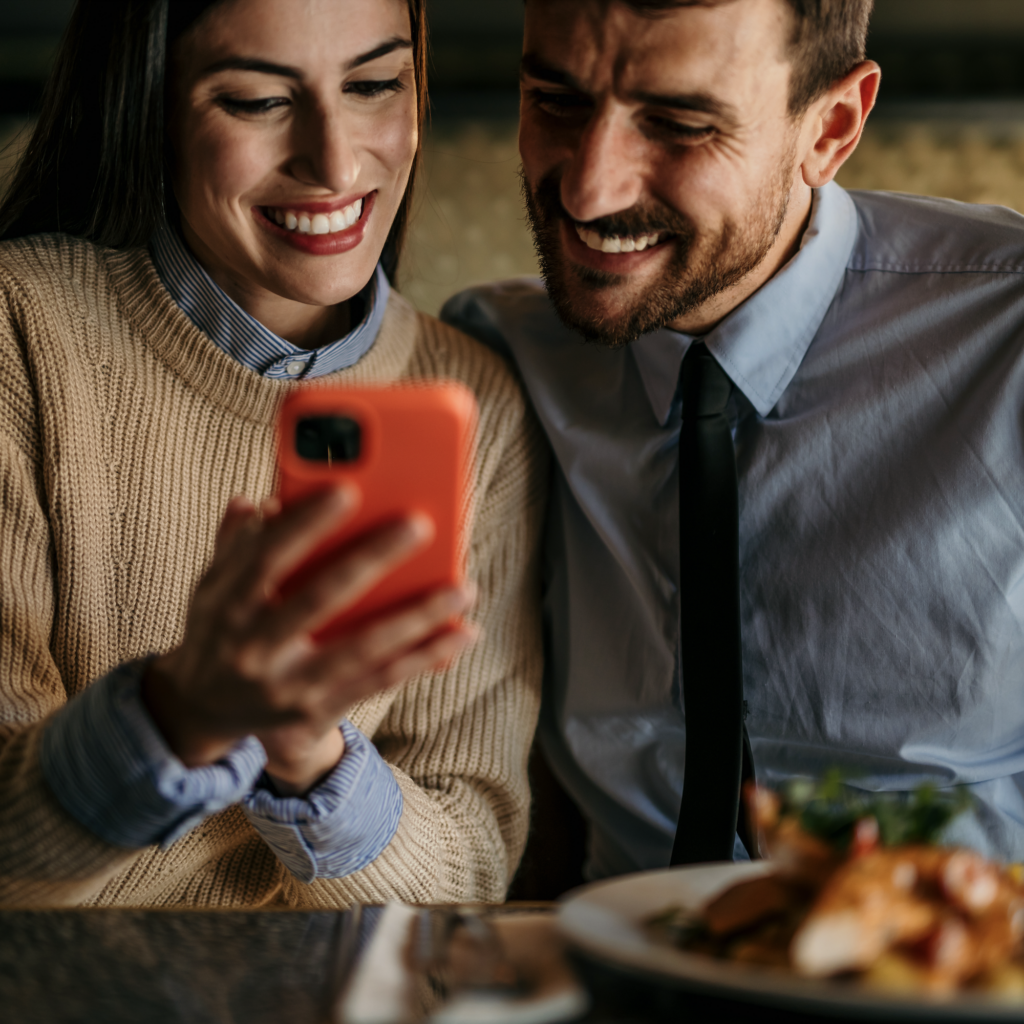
[150, 222, 390, 380]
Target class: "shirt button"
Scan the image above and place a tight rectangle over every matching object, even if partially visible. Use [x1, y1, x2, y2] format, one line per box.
[286, 360, 307, 376]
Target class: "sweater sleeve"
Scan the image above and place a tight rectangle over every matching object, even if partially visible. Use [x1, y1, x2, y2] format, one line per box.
[274, 377, 549, 907]
[40, 659, 267, 849]
[0, 429, 152, 906]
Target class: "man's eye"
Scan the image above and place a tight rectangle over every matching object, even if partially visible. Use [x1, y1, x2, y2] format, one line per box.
[345, 78, 405, 98]
[529, 89, 591, 117]
[651, 119, 715, 143]
[217, 96, 289, 115]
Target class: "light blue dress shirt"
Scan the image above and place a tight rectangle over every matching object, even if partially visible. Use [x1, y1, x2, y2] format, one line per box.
[37, 230, 402, 882]
[444, 181, 1024, 878]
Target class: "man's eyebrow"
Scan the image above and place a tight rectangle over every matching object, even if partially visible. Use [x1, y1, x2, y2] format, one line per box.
[521, 53, 737, 124]
[520, 53, 582, 90]
[629, 89, 737, 124]
[199, 38, 413, 80]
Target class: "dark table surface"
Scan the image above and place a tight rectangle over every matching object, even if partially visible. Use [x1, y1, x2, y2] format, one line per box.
[0, 907, 956, 1024]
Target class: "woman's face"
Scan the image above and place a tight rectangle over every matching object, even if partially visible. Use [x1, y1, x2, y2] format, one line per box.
[169, 0, 417, 317]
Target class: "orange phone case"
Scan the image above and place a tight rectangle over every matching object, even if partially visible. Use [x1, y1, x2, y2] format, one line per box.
[276, 382, 479, 642]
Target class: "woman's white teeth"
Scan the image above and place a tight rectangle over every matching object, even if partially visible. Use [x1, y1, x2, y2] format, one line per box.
[270, 199, 364, 234]
[575, 224, 662, 253]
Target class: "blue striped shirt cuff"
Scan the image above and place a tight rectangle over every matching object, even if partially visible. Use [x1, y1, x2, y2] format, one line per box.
[39, 659, 267, 849]
[242, 720, 403, 884]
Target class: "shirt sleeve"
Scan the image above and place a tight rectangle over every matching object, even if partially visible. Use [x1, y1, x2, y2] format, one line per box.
[39, 659, 267, 849]
[241, 720, 403, 884]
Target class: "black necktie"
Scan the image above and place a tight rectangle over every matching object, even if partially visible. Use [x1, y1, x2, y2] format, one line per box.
[670, 344, 755, 865]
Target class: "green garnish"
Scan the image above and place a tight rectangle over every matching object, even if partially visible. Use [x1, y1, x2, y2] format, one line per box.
[780, 769, 973, 851]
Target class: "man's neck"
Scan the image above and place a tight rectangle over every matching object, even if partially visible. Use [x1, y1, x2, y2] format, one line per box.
[668, 183, 814, 337]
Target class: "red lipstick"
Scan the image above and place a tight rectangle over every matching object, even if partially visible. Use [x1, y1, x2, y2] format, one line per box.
[254, 190, 376, 256]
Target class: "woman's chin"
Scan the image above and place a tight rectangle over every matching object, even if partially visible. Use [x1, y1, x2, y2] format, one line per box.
[263, 265, 381, 311]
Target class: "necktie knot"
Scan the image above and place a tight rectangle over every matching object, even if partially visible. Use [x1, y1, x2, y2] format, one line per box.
[681, 345, 732, 418]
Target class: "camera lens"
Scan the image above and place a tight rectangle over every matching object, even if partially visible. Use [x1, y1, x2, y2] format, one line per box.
[296, 416, 361, 462]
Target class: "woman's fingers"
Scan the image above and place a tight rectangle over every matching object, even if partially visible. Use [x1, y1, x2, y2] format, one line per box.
[215, 495, 258, 550]
[298, 583, 477, 687]
[336, 581, 476, 668]
[190, 487, 359, 631]
[340, 623, 480, 704]
[254, 513, 435, 643]
[251, 486, 361, 594]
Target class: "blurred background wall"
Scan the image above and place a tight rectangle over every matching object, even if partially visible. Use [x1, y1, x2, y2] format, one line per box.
[5, 0, 1024, 312]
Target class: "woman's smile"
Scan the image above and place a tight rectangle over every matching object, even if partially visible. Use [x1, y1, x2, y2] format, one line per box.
[254, 190, 376, 255]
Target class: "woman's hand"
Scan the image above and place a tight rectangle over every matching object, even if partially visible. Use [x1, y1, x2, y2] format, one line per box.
[142, 488, 478, 791]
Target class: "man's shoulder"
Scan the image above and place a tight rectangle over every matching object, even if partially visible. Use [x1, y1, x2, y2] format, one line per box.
[440, 277, 571, 362]
[846, 189, 1024, 276]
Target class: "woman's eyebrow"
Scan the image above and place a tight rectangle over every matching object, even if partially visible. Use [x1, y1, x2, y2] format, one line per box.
[346, 37, 413, 71]
[200, 57, 300, 80]
[198, 38, 413, 81]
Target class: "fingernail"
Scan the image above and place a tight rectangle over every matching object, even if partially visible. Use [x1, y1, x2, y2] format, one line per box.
[444, 586, 470, 611]
[407, 512, 435, 543]
[327, 485, 357, 511]
[455, 623, 481, 646]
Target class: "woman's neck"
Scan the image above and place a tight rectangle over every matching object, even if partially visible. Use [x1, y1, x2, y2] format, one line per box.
[180, 222, 353, 350]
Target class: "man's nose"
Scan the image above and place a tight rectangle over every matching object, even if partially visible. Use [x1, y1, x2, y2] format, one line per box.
[559, 108, 645, 224]
[290, 107, 361, 195]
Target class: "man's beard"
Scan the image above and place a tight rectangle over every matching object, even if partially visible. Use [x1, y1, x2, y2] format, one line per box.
[522, 165, 793, 348]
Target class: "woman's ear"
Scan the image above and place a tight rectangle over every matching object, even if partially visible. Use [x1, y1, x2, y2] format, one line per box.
[800, 61, 881, 188]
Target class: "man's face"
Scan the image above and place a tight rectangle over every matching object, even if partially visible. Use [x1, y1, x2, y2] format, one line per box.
[519, 0, 804, 346]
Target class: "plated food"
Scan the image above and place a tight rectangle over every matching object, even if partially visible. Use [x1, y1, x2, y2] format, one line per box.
[649, 778, 1024, 1000]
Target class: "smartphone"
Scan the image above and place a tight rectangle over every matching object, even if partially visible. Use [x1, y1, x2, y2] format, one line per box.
[275, 382, 479, 642]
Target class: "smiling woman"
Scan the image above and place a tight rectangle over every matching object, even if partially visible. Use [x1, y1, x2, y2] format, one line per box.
[0, 0, 545, 910]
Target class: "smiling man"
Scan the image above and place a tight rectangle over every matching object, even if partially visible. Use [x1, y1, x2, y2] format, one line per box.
[444, 0, 1024, 881]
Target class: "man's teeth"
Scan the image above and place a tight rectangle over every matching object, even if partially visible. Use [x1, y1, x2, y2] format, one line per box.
[270, 199, 363, 234]
[574, 224, 663, 253]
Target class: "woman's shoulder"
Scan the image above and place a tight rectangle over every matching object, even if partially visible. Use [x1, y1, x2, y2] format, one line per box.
[0, 234, 159, 346]
[0, 234, 139, 322]
[0, 233, 106, 284]
[394, 291, 529, 422]
[396, 292, 549, 513]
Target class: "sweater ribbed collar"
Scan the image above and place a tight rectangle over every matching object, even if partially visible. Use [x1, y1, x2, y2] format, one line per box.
[103, 245, 419, 425]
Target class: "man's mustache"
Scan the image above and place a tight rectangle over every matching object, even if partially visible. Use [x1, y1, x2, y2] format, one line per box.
[528, 170, 694, 240]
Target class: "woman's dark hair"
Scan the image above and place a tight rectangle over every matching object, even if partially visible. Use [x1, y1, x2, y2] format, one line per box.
[0, 0, 428, 282]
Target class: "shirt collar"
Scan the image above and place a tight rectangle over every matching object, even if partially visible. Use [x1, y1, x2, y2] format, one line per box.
[632, 181, 860, 424]
[150, 222, 390, 380]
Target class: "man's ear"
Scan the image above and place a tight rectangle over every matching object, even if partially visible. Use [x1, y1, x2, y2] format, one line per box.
[800, 61, 881, 188]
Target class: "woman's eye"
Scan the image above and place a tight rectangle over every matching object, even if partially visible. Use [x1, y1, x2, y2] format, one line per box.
[529, 89, 591, 117]
[217, 96, 290, 116]
[345, 78, 405, 98]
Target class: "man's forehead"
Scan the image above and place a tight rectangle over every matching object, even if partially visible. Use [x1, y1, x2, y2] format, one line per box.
[522, 0, 792, 109]
[523, 0, 790, 55]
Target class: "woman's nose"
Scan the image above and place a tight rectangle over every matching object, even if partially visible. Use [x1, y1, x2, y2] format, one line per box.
[559, 107, 646, 224]
[289, 107, 361, 194]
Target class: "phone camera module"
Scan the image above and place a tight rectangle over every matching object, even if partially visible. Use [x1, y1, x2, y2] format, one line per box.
[296, 416, 361, 463]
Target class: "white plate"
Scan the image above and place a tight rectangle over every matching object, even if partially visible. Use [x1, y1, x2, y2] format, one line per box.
[558, 862, 1024, 1021]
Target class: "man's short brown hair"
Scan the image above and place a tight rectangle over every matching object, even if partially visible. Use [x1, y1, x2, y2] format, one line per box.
[622, 0, 875, 114]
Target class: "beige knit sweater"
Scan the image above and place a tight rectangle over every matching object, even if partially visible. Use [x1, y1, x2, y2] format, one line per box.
[0, 234, 546, 909]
